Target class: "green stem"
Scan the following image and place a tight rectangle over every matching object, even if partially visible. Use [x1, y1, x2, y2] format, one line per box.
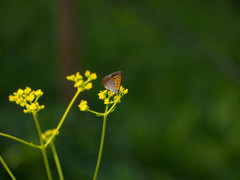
[45, 89, 81, 147]
[86, 102, 117, 117]
[0, 155, 16, 180]
[86, 109, 105, 116]
[0, 132, 41, 149]
[50, 142, 64, 180]
[106, 102, 117, 114]
[93, 104, 109, 180]
[33, 113, 53, 180]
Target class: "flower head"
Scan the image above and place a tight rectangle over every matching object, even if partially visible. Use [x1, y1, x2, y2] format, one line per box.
[119, 86, 128, 95]
[98, 90, 107, 100]
[78, 100, 89, 111]
[98, 86, 128, 105]
[67, 71, 97, 91]
[114, 96, 121, 103]
[9, 87, 45, 114]
[108, 91, 114, 97]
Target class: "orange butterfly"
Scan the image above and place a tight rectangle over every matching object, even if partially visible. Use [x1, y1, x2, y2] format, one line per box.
[102, 71, 122, 93]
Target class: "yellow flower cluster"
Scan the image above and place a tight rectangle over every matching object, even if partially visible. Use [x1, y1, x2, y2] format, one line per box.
[98, 86, 128, 105]
[9, 87, 45, 114]
[66, 70, 97, 91]
[42, 129, 59, 143]
[78, 100, 89, 111]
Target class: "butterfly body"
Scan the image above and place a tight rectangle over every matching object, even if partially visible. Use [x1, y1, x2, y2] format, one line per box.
[102, 71, 122, 93]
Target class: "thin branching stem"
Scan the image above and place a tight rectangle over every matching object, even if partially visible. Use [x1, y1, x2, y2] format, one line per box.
[44, 89, 81, 148]
[0, 132, 41, 149]
[50, 142, 64, 180]
[0, 155, 16, 180]
[33, 113, 52, 180]
[93, 104, 109, 180]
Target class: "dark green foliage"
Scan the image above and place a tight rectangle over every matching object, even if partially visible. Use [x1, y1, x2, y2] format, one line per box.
[1, 0, 240, 179]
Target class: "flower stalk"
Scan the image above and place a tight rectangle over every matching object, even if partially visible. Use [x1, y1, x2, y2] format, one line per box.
[0, 132, 41, 149]
[93, 104, 109, 180]
[33, 113, 53, 180]
[44, 88, 81, 147]
[79, 86, 128, 180]
[50, 142, 64, 180]
[0, 155, 16, 180]
[5, 70, 127, 180]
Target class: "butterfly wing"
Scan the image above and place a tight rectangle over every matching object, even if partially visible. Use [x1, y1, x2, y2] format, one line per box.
[111, 73, 122, 91]
[102, 71, 122, 93]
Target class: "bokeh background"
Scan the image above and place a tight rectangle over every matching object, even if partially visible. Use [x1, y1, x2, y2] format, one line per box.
[1, 0, 240, 179]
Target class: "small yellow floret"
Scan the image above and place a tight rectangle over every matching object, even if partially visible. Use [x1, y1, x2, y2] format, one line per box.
[85, 82, 92, 90]
[98, 90, 107, 100]
[24, 87, 32, 94]
[39, 105, 45, 110]
[74, 80, 83, 88]
[20, 102, 25, 107]
[79, 100, 89, 111]
[119, 86, 124, 92]
[76, 72, 83, 80]
[9, 95, 16, 102]
[35, 89, 43, 96]
[104, 99, 109, 104]
[114, 96, 121, 103]
[90, 73, 97, 80]
[119, 86, 128, 95]
[28, 104, 36, 111]
[85, 70, 91, 77]
[108, 91, 114, 97]
[66, 74, 75, 81]
[16, 98, 23, 105]
[17, 89, 24, 95]
[26, 94, 35, 101]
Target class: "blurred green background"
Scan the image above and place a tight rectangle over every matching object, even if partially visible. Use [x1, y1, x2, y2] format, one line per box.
[1, 0, 240, 179]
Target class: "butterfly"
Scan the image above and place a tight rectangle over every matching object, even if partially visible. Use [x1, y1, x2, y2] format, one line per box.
[102, 71, 122, 93]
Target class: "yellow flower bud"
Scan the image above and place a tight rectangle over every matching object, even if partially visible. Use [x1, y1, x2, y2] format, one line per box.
[20, 102, 26, 107]
[66, 74, 75, 81]
[17, 89, 24, 95]
[9, 95, 16, 102]
[26, 94, 35, 101]
[114, 96, 121, 103]
[78, 100, 89, 111]
[123, 89, 128, 94]
[16, 98, 22, 105]
[74, 80, 83, 88]
[90, 73, 97, 80]
[35, 89, 43, 96]
[85, 70, 91, 77]
[76, 72, 83, 80]
[85, 83, 92, 90]
[24, 87, 32, 94]
[104, 99, 109, 104]
[108, 91, 114, 97]
[119, 86, 124, 93]
[98, 90, 107, 100]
